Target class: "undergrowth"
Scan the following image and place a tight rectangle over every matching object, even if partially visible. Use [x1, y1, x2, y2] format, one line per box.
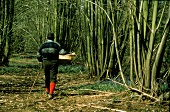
[0, 55, 169, 112]
[0, 56, 126, 93]
[75, 80, 126, 93]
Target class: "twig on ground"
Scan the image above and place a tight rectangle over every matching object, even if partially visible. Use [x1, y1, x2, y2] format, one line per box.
[29, 72, 40, 94]
[79, 89, 116, 95]
[76, 104, 126, 112]
[29, 63, 42, 94]
[47, 102, 55, 107]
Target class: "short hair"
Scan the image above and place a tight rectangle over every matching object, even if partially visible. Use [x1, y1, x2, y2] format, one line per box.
[47, 32, 54, 40]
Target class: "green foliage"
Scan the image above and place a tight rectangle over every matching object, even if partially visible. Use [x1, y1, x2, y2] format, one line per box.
[10, 58, 40, 69]
[0, 56, 41, 75]
[0, 67, 23, 74]
[0, 63, 40, 75]
[76, 80, 126, 92]
[0, 55, 86, 75]
[58, 65, 87, 73]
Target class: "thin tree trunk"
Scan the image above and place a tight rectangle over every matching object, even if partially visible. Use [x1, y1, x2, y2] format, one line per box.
[0, 0, 15, 66]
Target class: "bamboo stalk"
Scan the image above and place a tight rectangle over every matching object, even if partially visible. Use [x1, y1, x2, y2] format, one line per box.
[143, 0, 148, 39]
[145, 1, 158, 89]
[151, 3, 170, 91]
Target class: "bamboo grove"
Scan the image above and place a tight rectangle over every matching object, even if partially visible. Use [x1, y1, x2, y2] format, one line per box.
[0, 0, 169, 100]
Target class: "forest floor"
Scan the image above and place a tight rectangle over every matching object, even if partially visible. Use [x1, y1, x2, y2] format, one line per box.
[0, 55, 169, 112]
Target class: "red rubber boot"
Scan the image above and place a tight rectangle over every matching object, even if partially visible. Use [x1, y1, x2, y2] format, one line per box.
[49, 82, 55, 99]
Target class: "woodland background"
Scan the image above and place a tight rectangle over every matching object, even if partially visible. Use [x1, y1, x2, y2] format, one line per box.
[0, 0, 170, 103]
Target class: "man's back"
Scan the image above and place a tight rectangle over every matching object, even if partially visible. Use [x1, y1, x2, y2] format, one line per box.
[39, 40, 61, 60]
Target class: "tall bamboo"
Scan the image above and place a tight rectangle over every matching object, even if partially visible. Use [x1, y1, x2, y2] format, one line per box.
[129, 4, 135, 87]
[145, 1, 158, 89]
[151, 2, 170, 92]
[143, 0, 148, 40]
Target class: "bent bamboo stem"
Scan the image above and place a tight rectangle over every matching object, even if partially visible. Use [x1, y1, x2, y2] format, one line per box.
[109, 79, 160, 102]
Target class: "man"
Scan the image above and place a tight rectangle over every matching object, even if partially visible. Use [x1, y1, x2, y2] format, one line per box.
[37, 32, 67, 99]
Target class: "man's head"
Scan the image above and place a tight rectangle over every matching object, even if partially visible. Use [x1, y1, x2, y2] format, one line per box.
[47, 32, 54, 40]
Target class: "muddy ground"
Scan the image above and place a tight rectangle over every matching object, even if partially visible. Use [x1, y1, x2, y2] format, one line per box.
[0, 57, 169, 112]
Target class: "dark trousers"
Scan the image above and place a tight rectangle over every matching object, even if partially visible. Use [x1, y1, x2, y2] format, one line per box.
[43, 60, 58, 88]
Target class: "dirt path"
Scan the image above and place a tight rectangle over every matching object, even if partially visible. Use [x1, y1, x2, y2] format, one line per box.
[0, 72, 169, 112]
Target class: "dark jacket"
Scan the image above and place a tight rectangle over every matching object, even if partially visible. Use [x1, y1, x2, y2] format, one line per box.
[37, 40, 67, 62]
